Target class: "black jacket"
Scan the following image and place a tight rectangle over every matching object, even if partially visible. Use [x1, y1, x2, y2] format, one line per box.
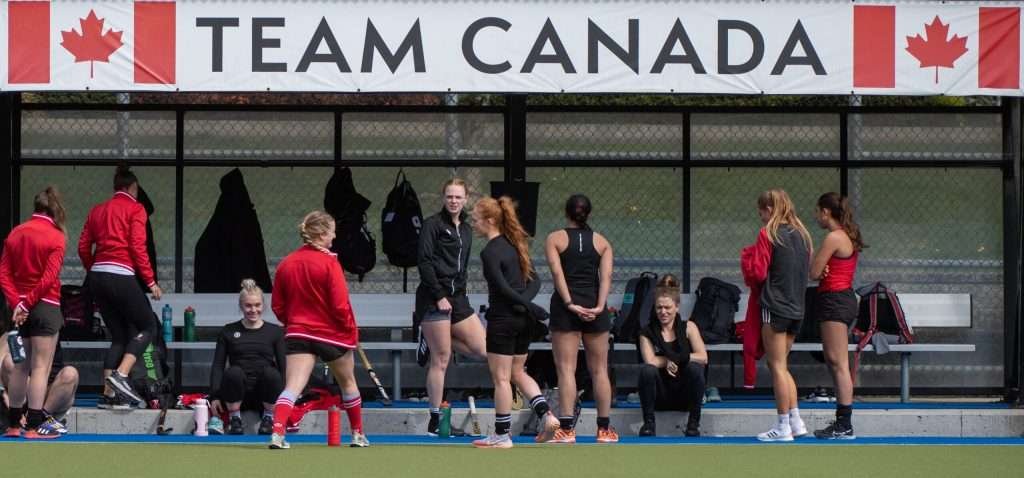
[135, 185, 159, 292]
[194, 169, 273, 293]
[417, 208, 472, 300]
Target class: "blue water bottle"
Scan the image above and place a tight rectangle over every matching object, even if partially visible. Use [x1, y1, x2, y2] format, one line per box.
[7, 330, 27, 364]
[162, 304, 173, 343]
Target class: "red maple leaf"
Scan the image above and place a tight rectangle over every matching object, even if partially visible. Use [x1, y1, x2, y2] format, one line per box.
[60, 10, 124, 79]
[905, 16, 968, 84]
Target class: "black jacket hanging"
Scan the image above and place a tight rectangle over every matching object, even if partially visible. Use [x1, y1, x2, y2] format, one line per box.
[194, 168, 273, 293]
[323, 167, 376, 281]
[135, 185, 159, 293]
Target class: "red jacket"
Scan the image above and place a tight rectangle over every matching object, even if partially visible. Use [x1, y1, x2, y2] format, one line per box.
[272, 245, 358, 349]
[739, 228, 772, 388]
[78, 191, 156, 288]
[0, 214, 66, 313]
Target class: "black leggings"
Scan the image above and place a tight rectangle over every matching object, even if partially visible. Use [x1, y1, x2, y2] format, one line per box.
[89, 271, 157, 370]
[638, 362, 706, 418]
[218, 366, 284, 408]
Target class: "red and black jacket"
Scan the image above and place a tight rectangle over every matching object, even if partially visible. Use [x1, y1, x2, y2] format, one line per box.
[78, 191, 157, 288]
[0, 214, 66, 312]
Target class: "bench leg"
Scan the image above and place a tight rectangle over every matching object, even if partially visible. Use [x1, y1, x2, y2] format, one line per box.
[174, 349, 183, 395]
[391, 350, 402, 402]
[900, 352, 911, 403]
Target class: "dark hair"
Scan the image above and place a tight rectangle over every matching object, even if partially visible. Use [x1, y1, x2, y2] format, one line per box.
[817, 192, 865, 251]
[33, 186, 66, 232]
[654, 274, 681, 305]
[564, 194, 592, 229]
[113, 163, 138, 191]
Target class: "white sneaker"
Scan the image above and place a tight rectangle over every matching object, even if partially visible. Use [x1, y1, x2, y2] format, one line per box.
[757, 426, 793, 442]
[350, 431, 370, 448]
[473, 433, 513, 449]
[790, 417, 807, 438]
[268, 432, 290, 449]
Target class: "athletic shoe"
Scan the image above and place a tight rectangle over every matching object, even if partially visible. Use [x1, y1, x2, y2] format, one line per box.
[705, 387, 722, 403]
[639, 419, 656, 437]
[805, 387, 832, 403]
[4, 427, 22, 438]
[757, 426, 793, 442]
[534, 412, 560, 443]
[473, 433, 513, 449]
[596, 426, 619, 443]
[350, 431, 370, 448]
[427, 413, 440, 437]
[106, 372, 144, 404]
[416, 330, 430, 368]
[96, 395, 120, 410]
[685, 410, 701, 437]
[227, 416, 244, 435]
[268, 432, 290, 449]
[51, 416, 69, 435]
[814, 422, 856, 440]
[207, 416, 225, 435]
[790, 417, 807, 438]
[549, 428, 576, 444]
[24, 420, 62, 439]
[258, 415, 274, 435]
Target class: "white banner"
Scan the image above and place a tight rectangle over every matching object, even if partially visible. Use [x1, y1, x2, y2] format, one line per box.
[2, 0, 1022, 95]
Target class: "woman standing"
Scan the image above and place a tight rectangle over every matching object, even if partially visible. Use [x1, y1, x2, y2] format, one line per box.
[751, 189, 812, 442]
[268, 211, 367, 450]
[79, 165, 162, 408]
[545, 194, 616, 443]
[415, 178, 487, 436]
[471, 197, 559, 448]
[208, 279, 286, 435]
[0, 187, 68, 438]
[811, 192, 864, 440]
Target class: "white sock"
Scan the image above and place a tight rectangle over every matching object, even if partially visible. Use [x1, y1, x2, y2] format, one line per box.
[789, 407, 803, 423]
[777, 413, 790, 429]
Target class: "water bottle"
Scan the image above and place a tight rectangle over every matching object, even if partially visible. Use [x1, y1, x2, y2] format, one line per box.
[7, 330, 26, 364]
[184, 306, 196, 342]
[438, 401, 452, 438]
[327, 406, 341, 446]
[193, 398, 209, 436]
[162, 304, 173, 343]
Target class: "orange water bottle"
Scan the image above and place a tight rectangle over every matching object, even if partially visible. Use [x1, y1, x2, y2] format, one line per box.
[327, 406, 341, 446]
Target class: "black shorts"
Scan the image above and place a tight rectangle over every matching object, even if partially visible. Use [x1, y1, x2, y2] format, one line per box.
[548, 300, 612, 334]
[285, 338, 350, 362]
[816, 289, 858, 326]
[762, 308, 801, 335]
[20, 303, 63, 338]
[414, 287, 474, 325]
[485, 315, 532, 356]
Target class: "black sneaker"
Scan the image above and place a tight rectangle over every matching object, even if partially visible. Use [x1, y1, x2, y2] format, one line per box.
[227, 415, 244, 435]
[638, 418, 656, 437]
[685, 409, 701, 437]
[96, 395, 117, 410]
[416, 331, 430, 368]
[814, 422, 856, 440]
[258, 415, 274, 435]
[100, 394, 134, 411]
[426, 413, 439, 437]
[106, 373, 144, 404]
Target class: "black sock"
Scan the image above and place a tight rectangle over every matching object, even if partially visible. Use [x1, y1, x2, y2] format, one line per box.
[558, 416, 574, 431]
[26, 409, 45, 429]
[836, 404, 853, 427]
[596, 416, 610, 430]
[7, 407, 22, 428]
[428, 409, 440, 430]
[495, 414, 512, 435]
[529, 395, 550, 420]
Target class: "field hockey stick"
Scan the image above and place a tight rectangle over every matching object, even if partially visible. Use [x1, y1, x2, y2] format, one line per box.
[156, 407, 172, 435]
[357, 346, 392, 406]
[467, 395, 483, 437]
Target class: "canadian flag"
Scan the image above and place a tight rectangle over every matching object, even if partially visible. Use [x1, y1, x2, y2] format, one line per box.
[854, 4, 1020, 91]
[7, 0, 175, 85]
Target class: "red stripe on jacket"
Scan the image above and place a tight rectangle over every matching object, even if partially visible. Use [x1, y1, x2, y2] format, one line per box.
[0, 214, 66, 311]
[78, 191, 156, 288]
[739, 228, 772, 389]
[272, 245, 358, 349]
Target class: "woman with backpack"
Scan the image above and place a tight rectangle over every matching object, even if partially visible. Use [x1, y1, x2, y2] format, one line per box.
[810, 192, 864, 440]
[0, 186, 68, 438]
[414, 178, 487, 436]
[637, 274, 708, 437]
[545, 194, 617, 443]
[471, 196, 559, 448]
[750, 189, 812, 442]
[267, 211, 367, 449]
[79, 165, 163, 410]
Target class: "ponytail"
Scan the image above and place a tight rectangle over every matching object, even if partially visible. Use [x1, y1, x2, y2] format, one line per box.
[818, 192, 866, 251]
[113, 162, 138, 191]
[34, 186, 66, 232]
[496, 196, 534, 281]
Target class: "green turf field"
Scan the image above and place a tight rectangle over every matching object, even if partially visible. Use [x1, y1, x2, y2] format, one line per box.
[3, 443, 1023, 478]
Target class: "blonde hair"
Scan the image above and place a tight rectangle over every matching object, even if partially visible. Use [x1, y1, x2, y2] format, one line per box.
[239, 278, 264, 309]
[298, 210, 335, 247]
[655, 274, 681, 305]
[475, 196, 534, 281]
[757, 189, 813, 253]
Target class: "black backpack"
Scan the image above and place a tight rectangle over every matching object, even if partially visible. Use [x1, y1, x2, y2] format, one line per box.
[614, 272, 658, 343]
[324, 167, 376, 281]
[381, 170, 423, 269]
[690, 277, 741, 344]
[130, 314, 173, 408]
[851, 282, 914, 384]
[60, 284, 106, 341]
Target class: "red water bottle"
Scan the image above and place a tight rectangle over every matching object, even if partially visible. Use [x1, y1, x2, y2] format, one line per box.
[327, 406, 341, 446]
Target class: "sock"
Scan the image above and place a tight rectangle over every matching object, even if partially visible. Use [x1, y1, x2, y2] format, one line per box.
[529, 395, 550, 420]
[777, 413, 791, 430]
[342, 393, 363, 434]
[789, 407, 803, 424]
[271, 390, 299, 436]
[495, 413, 512, 436]
[558, 416, 575, 431]
[26, 409, 46, 429]
[428, 408, 440, 430]
[836, 404, 853, 427]
[262, 409, 273, 419]
[596, 416, 610, 430]
[229, 410, 242, 420]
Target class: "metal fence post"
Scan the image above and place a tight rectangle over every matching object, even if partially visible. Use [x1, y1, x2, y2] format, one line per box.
[1004, 97, 1022, 402]
[0, 94, 12, 241]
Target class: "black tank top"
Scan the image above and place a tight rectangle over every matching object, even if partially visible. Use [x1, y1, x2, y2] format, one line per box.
[559, 228, 601, 294]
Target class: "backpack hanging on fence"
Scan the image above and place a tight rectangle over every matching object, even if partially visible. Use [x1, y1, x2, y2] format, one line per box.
[690, 277, 741, 345]
[324, 167, 376, 281]
[381, 169, 423, 290]
[851, 282, 914, 384]
[60, 284, 106, 341]
[613, 272, 658, 343]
